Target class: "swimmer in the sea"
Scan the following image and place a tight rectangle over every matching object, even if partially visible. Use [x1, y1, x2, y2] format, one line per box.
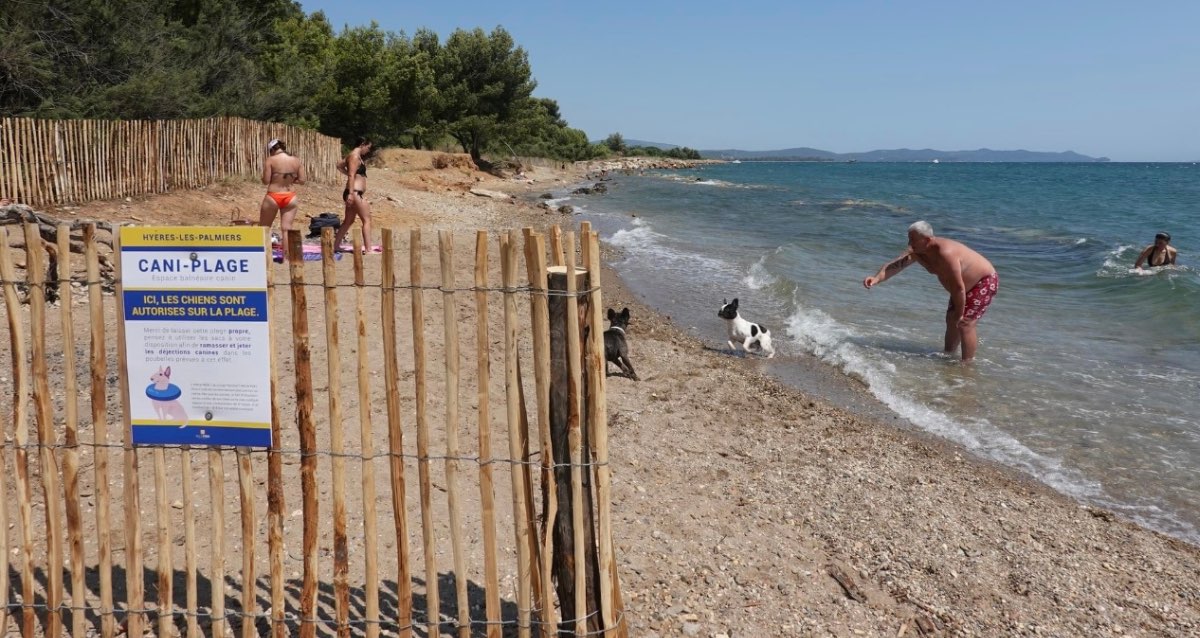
[1135, 232, 1177, 269]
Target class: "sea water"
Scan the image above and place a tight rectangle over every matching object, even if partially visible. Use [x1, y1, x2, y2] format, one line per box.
[557, 161, 1200, 544]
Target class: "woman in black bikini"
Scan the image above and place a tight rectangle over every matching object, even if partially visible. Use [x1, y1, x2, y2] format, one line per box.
[333, 138, 374, 253]
[1135, 232, 1177, 269]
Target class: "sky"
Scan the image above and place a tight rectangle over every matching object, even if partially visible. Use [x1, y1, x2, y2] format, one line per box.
[300, 1, 1200, 161]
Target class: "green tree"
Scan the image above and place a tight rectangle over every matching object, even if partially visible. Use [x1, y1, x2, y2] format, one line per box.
[255, 10, 337, 128]
[316, 22, 404, 145]
[384, 28, 439, 149]
[664, 146, 701, 160]
[0, 4, 630, 167]
[0, 0, 156, 117]
[93, 0, 217, 119]
[0, 0, 308, 119]
[602, 132, 627, 154]
[433, 26, 536, 163]
[628, 145, 664, 157]
[0, 0, 72, 115]
[100, 0, 303, 118]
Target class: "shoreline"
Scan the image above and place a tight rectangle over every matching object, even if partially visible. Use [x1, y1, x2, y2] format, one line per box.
[32, 152, 1200, 636]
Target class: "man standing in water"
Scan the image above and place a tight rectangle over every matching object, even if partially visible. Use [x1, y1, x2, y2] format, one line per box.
[862, 221, 998, 361]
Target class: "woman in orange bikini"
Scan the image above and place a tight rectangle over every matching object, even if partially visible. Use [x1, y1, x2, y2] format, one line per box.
[259, 139, 306, 256]
[333, 138, 374, 253]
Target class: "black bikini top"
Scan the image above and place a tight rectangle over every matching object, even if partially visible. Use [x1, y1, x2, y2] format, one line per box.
[355, 162, 367, 177]
[1148, 247, 1170, 266]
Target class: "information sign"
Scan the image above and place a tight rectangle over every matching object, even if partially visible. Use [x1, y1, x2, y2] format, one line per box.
[119, 226, 272, 446]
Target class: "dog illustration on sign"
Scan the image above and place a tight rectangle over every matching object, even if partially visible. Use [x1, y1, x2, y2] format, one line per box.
[147, 366, 190, 428]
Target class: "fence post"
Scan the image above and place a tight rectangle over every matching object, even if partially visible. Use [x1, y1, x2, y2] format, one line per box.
[181, 447, 199, 638]
[208, 448, 227, 638]
[153, 443, 172, 638]
[500, 231, 533, 638]
[236, 448, 257, 638]
[0, 226, 35, 638]
[2, 119, 17, 202]
[287, 229, 319, 638]
[547, 238, 602, 636]
[319, 228, 351, 638]
[85, 224, 116, 638]
[56, 224, 87, 638]
[0, 230, 9, 637]
[550, 225, 566, 267]
[566, 232, 591, 636]
[266, 231, 286, 638]
[522, 229, 559, 638]
[474, 231, 503, 638]
[380, 229, 413, 637]
[438, 231, 472, 638]
[410, 229, 440, 638]
[585, 231, 627, 637]
[113, 225, 148, 638]
[352, 236, 382, 638]
[26, 222, 65, 638]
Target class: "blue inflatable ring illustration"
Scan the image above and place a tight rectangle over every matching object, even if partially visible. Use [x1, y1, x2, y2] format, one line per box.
[146, 383, 182, 401]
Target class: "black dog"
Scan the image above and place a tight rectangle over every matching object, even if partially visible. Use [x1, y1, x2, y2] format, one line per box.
[604, 307, 639, 380]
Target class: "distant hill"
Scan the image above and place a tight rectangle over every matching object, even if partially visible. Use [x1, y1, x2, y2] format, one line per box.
[700, 147, 1110, 162]
[618, 139, 680, 150]
[704, 147, 839, 161]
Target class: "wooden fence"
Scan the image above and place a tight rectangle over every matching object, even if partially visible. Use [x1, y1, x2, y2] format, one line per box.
[0, 220, 626, 637]
[0, 117, 343, 208]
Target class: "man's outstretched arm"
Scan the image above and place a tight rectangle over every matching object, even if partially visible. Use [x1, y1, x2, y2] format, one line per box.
[864, 252, 915, 288]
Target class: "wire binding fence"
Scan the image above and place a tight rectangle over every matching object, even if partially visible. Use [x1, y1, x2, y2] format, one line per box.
[0, 599, 623, 636]
[0, 221, 627, 638]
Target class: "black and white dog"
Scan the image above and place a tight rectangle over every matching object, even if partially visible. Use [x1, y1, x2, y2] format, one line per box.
[604, 307, 639, 380]
[718, 298, 775, 358]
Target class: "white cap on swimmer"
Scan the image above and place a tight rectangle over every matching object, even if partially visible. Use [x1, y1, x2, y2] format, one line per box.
[266, 138, 281, 152]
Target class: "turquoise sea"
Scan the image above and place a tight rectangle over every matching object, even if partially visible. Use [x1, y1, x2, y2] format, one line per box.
[554, 161, 1200, 544]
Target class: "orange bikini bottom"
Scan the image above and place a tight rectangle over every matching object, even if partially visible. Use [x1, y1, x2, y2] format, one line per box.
[266, 191, 296, 208]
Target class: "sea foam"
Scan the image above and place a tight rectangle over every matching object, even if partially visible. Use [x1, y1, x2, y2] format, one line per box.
[780, 293, 1103, 504]
[607, 219, 731, 274]
[743, 254, 779, 290]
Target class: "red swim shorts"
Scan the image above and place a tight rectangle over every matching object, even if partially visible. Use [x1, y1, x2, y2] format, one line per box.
[950, 272, 999, 321]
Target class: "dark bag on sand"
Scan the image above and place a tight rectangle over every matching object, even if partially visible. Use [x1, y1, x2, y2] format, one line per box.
[307, 212, 341, 238]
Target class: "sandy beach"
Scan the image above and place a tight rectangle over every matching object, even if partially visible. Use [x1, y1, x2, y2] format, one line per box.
[9, 150, 1200, 637]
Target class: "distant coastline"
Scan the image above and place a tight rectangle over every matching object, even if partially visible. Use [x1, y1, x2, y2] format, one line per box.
[611, 139, 1113, 163]
[703, 147, 1111, 163]
[718, 157, 1115, 163]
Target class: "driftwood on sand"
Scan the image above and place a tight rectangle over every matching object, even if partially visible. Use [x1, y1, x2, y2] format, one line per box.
[0, 204, 117, 301]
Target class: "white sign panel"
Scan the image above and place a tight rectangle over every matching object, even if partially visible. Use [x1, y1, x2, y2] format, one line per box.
[119, 226, 272, 446]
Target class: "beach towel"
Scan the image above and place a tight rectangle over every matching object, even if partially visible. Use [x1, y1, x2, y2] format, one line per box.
[271, 243, 342, 263]
[338, 244, 384, 254]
